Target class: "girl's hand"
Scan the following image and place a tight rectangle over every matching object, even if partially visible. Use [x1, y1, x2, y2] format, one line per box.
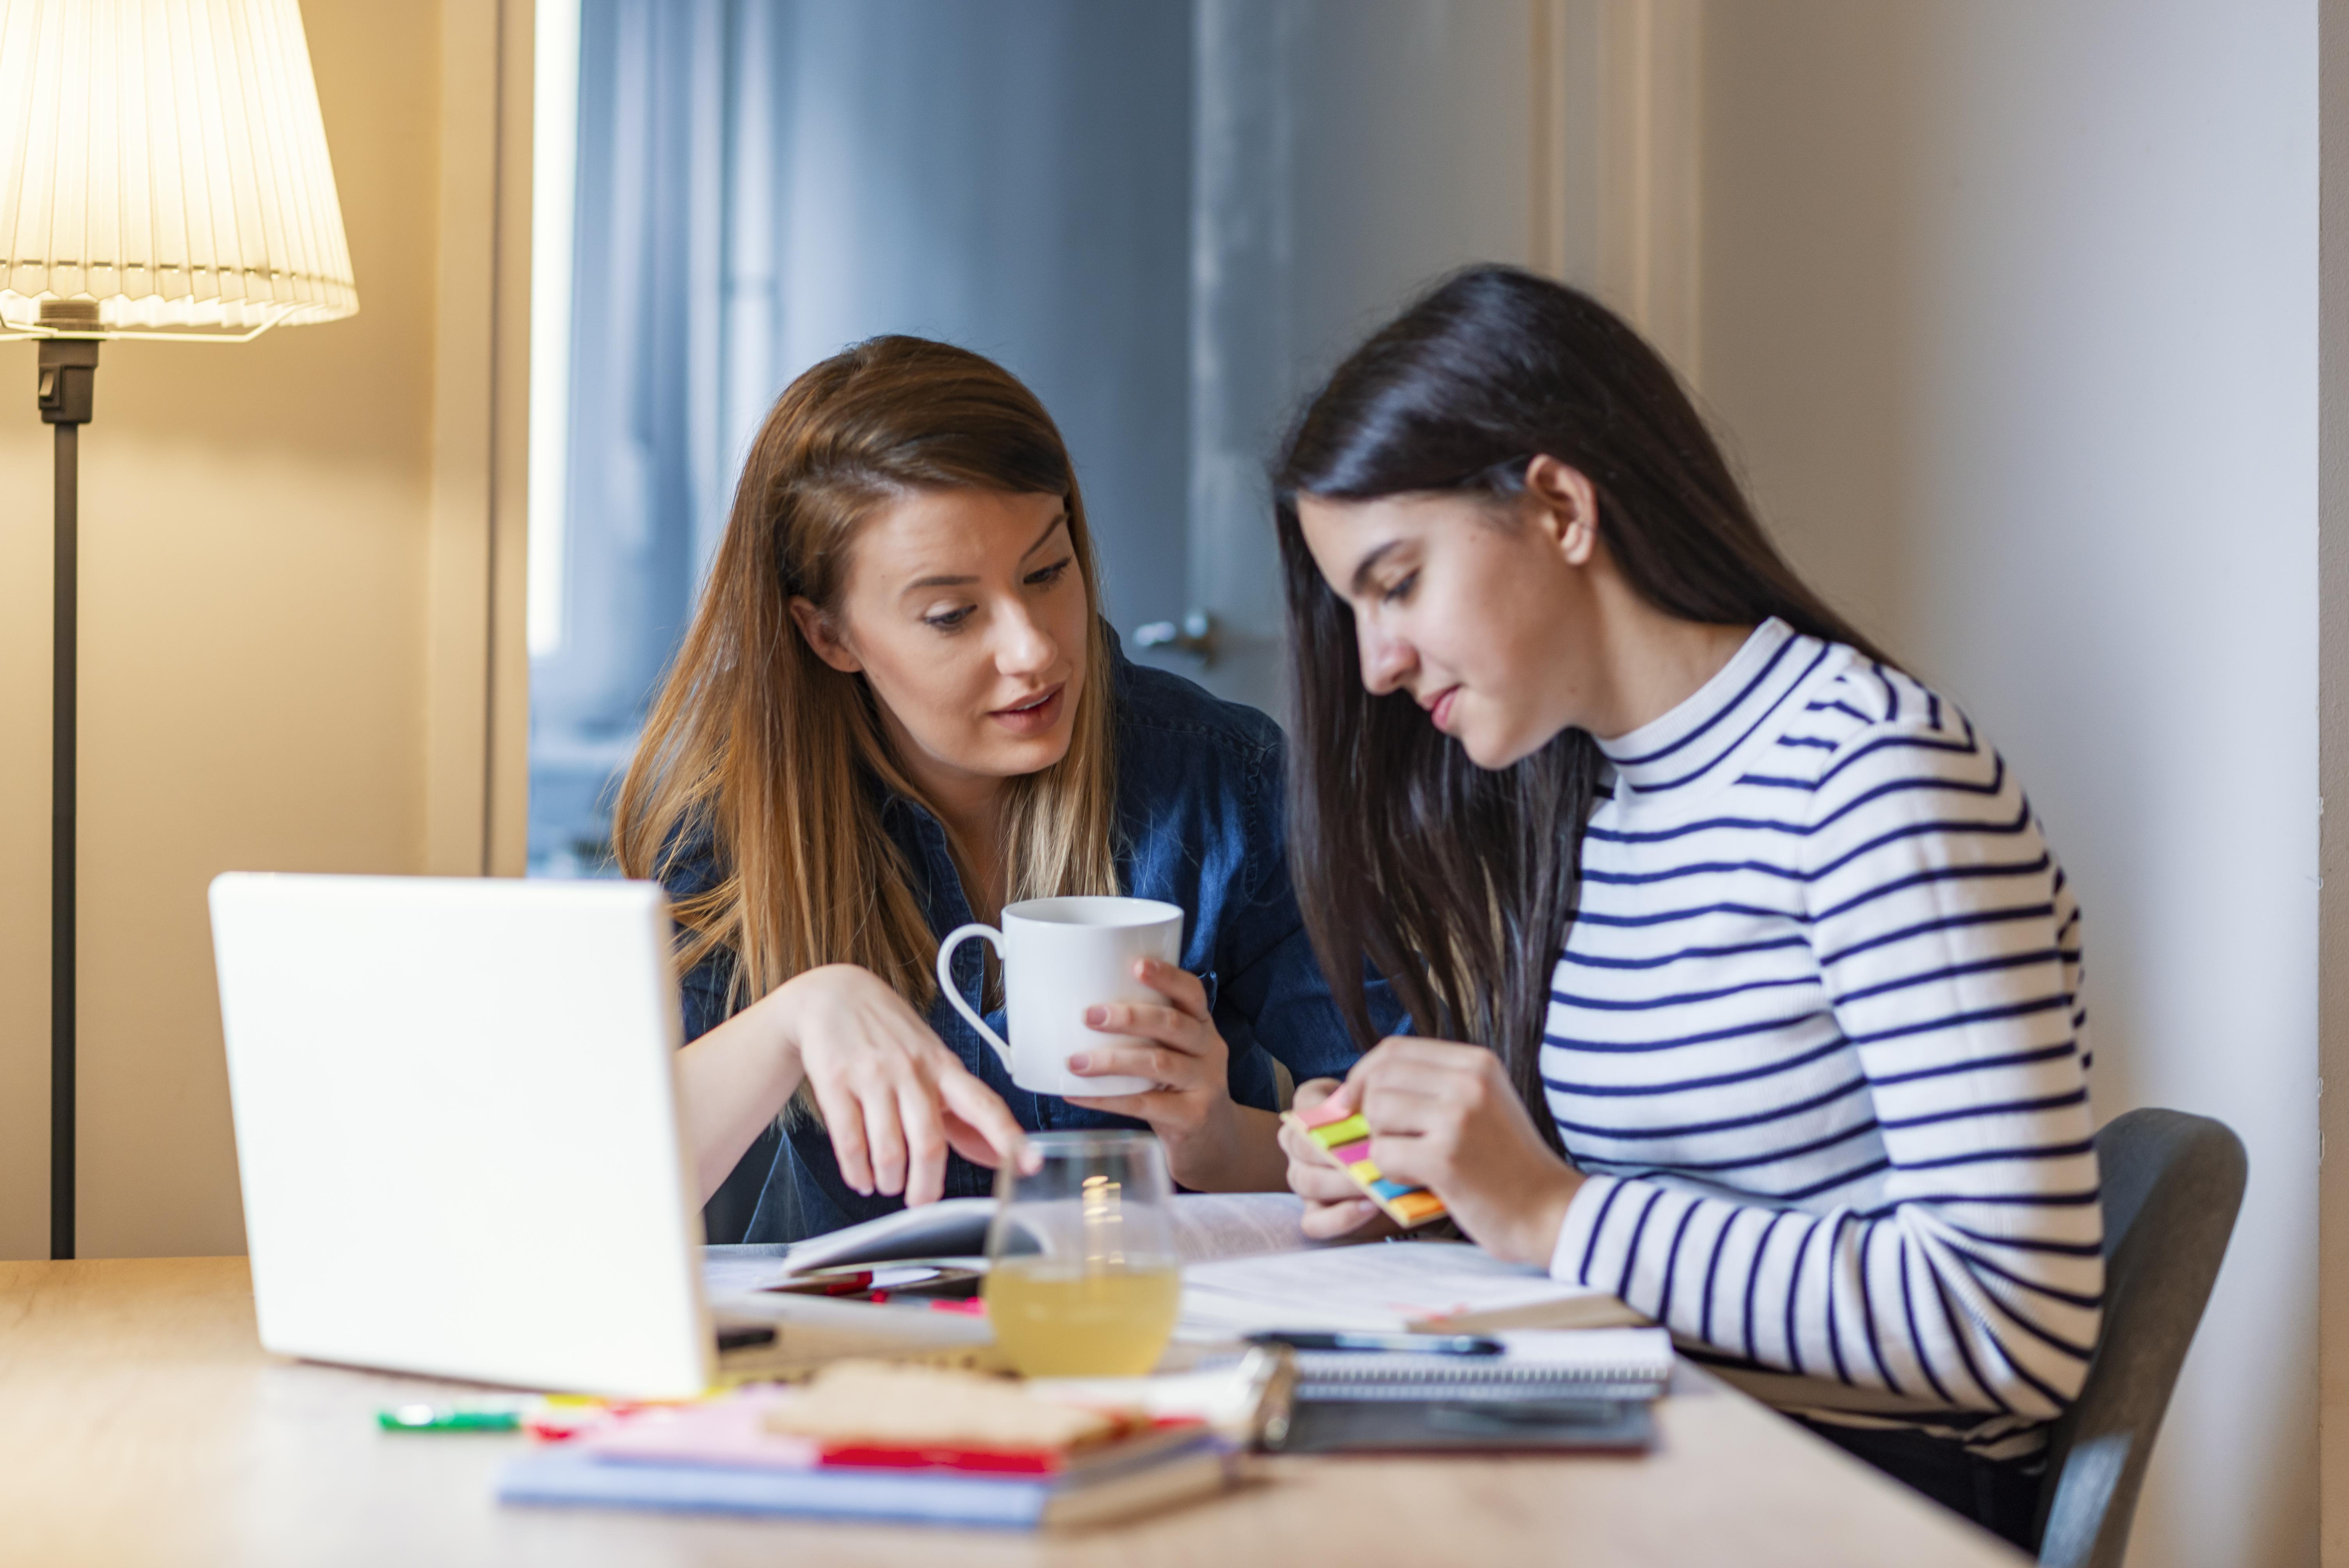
[768, 964, 1031, 1206]
[1325, 1038, 1583, 1266]
[1065, 959, 1287, 1192]
[1278, 1077, 1400, 1242]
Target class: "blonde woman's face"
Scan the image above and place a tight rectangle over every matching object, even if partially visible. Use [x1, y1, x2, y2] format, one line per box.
[793, 488, 1089, 798]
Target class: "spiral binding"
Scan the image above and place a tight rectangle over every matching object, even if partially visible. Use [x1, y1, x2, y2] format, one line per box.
[1291, 1351, 1668, 1404]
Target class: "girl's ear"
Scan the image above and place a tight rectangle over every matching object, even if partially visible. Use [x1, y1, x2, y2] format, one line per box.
[1522, 454, 1600, 567]
[789, 597, 864, 674]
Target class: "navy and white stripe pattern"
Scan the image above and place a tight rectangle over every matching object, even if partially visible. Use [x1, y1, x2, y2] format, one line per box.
[1545, 618, 2099, 1457]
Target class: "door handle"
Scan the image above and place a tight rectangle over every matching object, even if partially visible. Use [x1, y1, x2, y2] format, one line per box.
[1134, 610, 1217, 667]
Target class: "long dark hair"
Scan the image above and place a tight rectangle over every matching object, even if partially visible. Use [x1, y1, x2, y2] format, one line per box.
[1275, 265, 1885, 1149]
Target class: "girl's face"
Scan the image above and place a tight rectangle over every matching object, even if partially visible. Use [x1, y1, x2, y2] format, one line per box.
[792, 488, 1089, 798]
[1296, 465, 1604, 770]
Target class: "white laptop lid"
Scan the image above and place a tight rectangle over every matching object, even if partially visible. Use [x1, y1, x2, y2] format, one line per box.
[209, 873, 712, 1397]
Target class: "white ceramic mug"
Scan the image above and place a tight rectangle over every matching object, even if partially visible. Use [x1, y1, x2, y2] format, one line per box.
[934, 896, 1185, 1097]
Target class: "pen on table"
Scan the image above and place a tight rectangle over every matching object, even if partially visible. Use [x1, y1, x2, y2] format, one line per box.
[1243, 1330, 1504, 1356]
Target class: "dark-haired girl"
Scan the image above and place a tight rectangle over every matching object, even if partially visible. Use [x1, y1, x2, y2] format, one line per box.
[1274, 266, 2097, 1548]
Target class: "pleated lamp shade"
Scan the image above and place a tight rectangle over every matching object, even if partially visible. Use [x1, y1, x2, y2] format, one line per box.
[0, 0, 358, 337]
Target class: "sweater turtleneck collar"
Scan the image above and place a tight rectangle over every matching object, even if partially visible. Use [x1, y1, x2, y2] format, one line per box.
[1593, 618, 1819, 796]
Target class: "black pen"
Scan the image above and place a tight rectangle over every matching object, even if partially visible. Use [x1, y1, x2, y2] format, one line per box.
[1245, 1330, 1504, 1355]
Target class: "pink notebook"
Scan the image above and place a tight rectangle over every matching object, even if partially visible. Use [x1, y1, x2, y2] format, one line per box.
[585, 1393, 822, 1471]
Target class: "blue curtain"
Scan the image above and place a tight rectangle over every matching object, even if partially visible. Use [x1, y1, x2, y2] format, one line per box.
[531, 0, 1196, 877]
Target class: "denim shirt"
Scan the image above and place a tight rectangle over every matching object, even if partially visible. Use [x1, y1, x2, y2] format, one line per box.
[667, 638, 1398, 1243]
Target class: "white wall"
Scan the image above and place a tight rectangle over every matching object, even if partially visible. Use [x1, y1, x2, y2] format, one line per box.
[1698, 4, 2319, 1564]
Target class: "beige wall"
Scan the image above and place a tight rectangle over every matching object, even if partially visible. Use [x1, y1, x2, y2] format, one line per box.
[0, 1, 457, 1260]
[1699, 4, 2318, 1566]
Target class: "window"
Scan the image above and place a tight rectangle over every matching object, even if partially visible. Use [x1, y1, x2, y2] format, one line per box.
[527, 1, 1546, 877]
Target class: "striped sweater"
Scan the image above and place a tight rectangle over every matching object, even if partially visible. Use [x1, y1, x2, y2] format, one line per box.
[1543, 618, 2101, 1457]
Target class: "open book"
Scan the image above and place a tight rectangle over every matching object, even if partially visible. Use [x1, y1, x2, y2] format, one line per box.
[727, 1191, 1321, 1282]
[707, 1193, 1640, 1343]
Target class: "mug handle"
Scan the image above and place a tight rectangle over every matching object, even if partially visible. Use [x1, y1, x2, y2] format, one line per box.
[935, 924, 1015, 1074]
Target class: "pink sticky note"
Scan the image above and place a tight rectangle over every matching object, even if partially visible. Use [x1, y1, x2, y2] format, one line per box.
[1294, 1099, 1357, 1130]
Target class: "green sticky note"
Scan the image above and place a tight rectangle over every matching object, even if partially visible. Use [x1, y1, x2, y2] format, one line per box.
[1311, 1113, 1371, 1147]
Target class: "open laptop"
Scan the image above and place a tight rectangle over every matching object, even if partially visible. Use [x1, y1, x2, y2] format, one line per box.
[207, 872, 987, 1398]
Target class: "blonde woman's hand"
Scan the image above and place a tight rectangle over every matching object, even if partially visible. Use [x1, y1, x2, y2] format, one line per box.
[1278, 1077, 1399, 1242]
[768, 964, 1030, 1206]
[1065, 959, 1288, 1192]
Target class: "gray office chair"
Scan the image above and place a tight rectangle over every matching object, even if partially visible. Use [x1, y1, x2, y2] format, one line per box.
[2032, 1108, 2246, 1568]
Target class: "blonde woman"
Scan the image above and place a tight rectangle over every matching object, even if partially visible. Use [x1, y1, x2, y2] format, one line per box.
[615, 336, 1391, 1243]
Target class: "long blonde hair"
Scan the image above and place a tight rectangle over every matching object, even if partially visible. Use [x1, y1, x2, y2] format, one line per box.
[613, 336, 1119, 1013]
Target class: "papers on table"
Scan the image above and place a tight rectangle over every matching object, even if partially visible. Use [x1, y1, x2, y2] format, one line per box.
[700, 1196, 1646, 1359]
[1176, 1240, 1646, 1340]
[1164, 1192, 1315, 1262]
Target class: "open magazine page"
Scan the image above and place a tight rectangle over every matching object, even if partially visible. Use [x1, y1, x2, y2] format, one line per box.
[768, 1197, 996, 1276]
[706, 1191, 1314, 1292]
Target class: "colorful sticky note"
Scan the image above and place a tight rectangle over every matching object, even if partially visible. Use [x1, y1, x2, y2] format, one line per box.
[1280, 1103, 1449, 1231]
[1309, 1114, 1373, 1148]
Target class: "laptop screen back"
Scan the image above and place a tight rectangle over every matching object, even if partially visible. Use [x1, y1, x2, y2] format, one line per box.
[208, 873, 711, 1397]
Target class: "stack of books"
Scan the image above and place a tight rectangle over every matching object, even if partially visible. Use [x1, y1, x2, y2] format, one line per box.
[497, 1361, 1233, 1530]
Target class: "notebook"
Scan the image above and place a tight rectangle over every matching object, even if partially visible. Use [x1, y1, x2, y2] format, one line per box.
[1292, 1327, 1672, 1401]
[500, 1358, 1241, 1529]
[579, 1378, 1199, 1475]
[1274, 1395, 1654, 1453]
[1272, 1327, 1673, 1455]
[498, 1441, 1231, 1529]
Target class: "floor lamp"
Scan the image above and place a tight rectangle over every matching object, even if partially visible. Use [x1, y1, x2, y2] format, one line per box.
[0, 0, 359, 1259]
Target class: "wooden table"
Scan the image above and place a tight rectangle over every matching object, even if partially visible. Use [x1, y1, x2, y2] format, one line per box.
[0, 1258, 2025, 1566]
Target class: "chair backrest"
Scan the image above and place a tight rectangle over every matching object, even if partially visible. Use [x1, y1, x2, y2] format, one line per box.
[2034, 1108, 2246, 1568]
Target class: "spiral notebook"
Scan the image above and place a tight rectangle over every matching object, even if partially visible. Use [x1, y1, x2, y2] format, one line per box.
[1292, 1327, 1672, 1402]
[1271, 1328, 1672, 1454]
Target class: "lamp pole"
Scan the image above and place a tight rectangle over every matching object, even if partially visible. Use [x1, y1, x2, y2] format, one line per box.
[7, 0, 360, 1263]
[37, 301, 98, 1261]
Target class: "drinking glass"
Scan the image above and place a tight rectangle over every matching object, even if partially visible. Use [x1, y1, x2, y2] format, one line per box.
[982, 1131, 1182, 1376]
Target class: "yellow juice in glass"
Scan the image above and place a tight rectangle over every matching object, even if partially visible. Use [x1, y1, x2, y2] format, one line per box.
[982, 1259, 1182, 1376]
